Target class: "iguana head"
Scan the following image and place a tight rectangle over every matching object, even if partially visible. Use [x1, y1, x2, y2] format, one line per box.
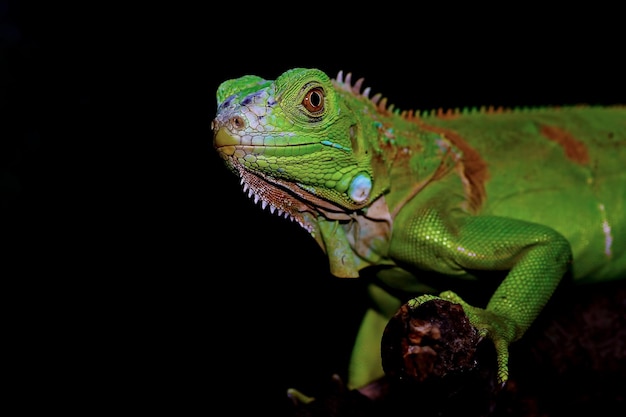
[211, 68, 383, 233]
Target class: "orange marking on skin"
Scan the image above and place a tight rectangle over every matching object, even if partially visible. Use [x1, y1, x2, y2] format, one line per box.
[416, 122, 490, 212]
[539, 125, 590, 165]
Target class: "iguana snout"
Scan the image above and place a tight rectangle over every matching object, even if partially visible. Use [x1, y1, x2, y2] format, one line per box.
[211, 119, 238, 157]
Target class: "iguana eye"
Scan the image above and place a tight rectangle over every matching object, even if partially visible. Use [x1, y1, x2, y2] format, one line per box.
[302, 87, 325, 114]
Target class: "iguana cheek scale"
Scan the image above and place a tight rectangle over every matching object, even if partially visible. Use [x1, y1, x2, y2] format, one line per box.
[211, 67, 626, 390]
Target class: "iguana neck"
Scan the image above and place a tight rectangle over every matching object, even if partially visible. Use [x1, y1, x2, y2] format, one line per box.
[334, 70, 489, 217]
[310, 101, 476, 278]
[348, 101, 474, 219]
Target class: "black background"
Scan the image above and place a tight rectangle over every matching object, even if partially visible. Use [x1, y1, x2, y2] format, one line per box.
[3, 2, 624, 414]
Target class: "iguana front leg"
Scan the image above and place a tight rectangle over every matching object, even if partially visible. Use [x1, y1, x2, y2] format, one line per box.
[388, 210, 573, 386]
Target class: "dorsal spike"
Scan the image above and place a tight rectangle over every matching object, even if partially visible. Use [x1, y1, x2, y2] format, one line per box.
[371, 93, 382, 105]
[336, 70, 344, 84]
[378, 97, 388, 112]
[362, 87, 371, 98]
[344, 72, 353, 87]
[353, 77, 364, 94]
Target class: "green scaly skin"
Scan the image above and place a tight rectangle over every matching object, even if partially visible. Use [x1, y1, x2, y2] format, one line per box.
[211, 68, 626, 391]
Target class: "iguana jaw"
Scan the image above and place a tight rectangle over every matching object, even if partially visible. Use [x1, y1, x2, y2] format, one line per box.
[218, 144, 353, 234]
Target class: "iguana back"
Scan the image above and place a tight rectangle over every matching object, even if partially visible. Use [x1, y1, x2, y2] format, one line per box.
[386, 105, 626, 282]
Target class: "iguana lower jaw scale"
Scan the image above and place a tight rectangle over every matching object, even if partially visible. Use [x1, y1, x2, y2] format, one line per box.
[233, 160, 362, 235]
[234, 164, 314, 232]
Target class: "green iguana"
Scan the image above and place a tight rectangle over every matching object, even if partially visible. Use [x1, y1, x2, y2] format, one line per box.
[211, 68, 625, 394]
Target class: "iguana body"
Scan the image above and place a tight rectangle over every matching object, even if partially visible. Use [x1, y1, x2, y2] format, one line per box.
[211, 68, 626, 390]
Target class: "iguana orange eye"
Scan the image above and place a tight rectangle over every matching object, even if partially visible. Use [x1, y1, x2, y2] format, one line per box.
[302, 87, 325, 113]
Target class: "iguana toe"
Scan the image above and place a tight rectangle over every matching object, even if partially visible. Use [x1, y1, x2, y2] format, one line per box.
[286, 387, 315, 405]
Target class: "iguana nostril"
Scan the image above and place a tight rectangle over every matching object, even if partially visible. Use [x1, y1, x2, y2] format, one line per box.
[230, 115, 245, 130]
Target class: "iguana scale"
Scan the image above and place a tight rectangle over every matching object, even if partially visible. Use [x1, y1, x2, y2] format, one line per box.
[211, 67, 626, 392]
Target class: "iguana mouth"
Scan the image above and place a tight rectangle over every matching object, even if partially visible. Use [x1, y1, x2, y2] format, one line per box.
[213, 122, 356, 231]
[213, 125, 322, 156]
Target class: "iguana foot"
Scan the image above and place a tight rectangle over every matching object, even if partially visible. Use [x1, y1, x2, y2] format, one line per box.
[286, 374, 379, 416]
[286, 387, 315, 405]
[410, 291, 516, 387]
[286, 373, 346, 406]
